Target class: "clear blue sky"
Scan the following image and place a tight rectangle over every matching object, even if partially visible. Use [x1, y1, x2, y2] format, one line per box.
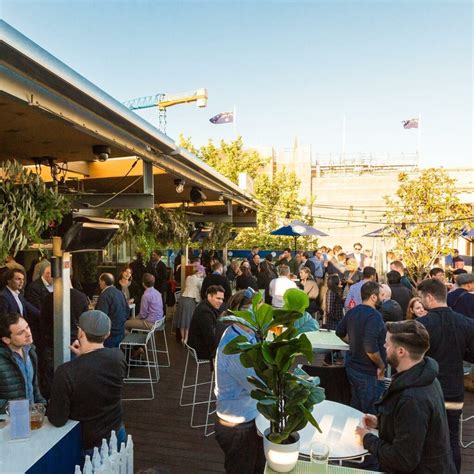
[3, 1, 472, 167]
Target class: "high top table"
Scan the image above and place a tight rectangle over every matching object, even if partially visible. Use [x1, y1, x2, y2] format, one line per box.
[0, 417, 81, 473]
[265, 460, 383, 473]
[256, 400, 370, 462]
[304, 330, 349, 352]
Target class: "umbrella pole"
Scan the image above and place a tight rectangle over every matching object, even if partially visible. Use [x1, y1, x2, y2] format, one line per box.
[294, 236, 297, 254]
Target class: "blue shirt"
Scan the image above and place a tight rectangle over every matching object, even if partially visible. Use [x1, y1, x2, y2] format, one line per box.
[309, 257, 324, 278]
[344, 279, 367, 309]
[12, 345, 34, 404]
[215, 325, 259, 423]
[336, 304, 386, 376]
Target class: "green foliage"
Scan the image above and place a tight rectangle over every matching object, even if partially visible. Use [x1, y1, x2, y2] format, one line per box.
[384, 168, 472, 282]
[179, 134, 268, 183]
[179, 135, 308, 249]
[222, 289, 325, 444]
[108, 206, 190, 255]
[0, 159, 70, 264]
[235, 170, 307, 249]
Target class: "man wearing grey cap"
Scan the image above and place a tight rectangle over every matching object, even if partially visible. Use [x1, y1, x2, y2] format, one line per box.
[48, 310, 127, 455]
[447, 273, 474, 319]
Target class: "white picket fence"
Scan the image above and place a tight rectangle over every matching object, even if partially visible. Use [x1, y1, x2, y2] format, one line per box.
[75, 432, 133, 474]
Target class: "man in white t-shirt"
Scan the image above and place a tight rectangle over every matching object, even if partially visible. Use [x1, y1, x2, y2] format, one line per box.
[268, 265, 297, 308]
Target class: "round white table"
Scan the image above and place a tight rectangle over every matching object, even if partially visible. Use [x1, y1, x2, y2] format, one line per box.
[256, 400, 370, 460]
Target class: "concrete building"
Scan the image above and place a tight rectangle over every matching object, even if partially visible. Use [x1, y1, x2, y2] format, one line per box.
[254, 143, 473, 256]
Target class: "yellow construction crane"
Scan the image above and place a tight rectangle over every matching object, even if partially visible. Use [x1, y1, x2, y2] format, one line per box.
[123, 88, 208, 133]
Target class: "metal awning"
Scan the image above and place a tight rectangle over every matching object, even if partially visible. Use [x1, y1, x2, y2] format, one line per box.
[0, 20, 258, 223]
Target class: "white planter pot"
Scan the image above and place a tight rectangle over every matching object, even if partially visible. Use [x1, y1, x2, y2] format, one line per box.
[263, 428, 300, 473]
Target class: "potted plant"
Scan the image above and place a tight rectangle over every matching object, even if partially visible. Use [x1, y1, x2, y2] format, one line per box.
[222, 288, 325, 472]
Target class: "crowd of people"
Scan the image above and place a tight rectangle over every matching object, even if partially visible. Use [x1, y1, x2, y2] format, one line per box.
[175, 244, 473, 473]
[0, 243, 472, 472]
[0, 251, 169, 459]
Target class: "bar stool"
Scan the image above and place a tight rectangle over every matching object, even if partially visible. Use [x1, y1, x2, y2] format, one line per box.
[179, 343, 215, 433]
[460, 413, 474, 448]
[120, 323, 160, 401]
[152, 318, 171, 367]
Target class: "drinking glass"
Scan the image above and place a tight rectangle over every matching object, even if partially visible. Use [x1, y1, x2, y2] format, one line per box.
[30, 403, 46, 430]
[310, 441, 329, 473]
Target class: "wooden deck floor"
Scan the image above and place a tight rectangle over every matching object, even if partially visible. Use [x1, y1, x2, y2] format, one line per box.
[121, 321, 474, 474]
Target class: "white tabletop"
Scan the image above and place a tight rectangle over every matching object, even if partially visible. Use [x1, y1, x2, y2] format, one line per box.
[0, 417, 79, 473]
[304, 330, 349, 351]
[256, 400, 369, 460]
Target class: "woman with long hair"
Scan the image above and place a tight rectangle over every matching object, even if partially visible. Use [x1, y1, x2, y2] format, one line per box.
[235, 263, 258, 291]
[324, 274, 344, 330]
[257, 259, 278, 305]
[406, 297, 427, 320]
[115, 266, 142, 306]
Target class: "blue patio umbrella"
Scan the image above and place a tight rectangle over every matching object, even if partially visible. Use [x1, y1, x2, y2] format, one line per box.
[271, 220, 328, 252]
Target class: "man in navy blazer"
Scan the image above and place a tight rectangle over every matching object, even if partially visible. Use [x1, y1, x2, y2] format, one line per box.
[0, 269, 41, 341]
[95, 273, 129, 348]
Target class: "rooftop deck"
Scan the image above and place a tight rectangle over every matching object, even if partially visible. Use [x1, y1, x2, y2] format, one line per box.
[122, 321, 474, 474]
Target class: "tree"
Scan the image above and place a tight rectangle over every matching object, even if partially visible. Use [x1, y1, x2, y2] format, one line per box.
[0, 159, 70, 264]
[235, 170, 307, 249]
[384, 168, 472, 282]
[179, 135, 267, 182]
[179, 136, 307, 249]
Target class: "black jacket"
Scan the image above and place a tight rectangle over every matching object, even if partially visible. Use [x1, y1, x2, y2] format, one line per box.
[235, 274, 258, 292]
[0, 343, 46, 414]
[188, 300, 220, 360]
[146, 260, 167, 293]
[25, 278, 50, 311]
[0, 287, 41, 342]
[389, 283, 412, 316]
[40, 289, 89, 347]
[200, 274, 232, 302]
[380, 299, 403, 322]
[364, 357, 456, 474]
[418, 306, 474, 402]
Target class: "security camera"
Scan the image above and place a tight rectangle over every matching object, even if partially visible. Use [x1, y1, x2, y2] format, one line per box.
[92, 145, 111, 162]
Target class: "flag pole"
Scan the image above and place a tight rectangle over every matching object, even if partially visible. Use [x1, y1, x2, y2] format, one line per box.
[341, 114, 346, 164]
[417, 114, 421, 163]
[233, 106, 237, 136]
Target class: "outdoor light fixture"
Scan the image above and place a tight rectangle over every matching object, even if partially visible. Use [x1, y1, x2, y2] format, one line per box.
[174, 179, 185, 194]
[190, 186, 207, 204]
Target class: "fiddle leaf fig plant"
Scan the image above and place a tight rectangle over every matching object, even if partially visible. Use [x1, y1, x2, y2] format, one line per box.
[222, 288, 325, 444]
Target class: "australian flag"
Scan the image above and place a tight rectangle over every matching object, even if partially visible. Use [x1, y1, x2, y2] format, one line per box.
[402, 118, 419, 129]
[209, 111, 234, 124]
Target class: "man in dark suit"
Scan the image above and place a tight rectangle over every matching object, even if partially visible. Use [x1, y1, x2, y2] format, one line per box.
[39, 287, 89, 398]
[95, 273, 129, 348]
[25, 264, 53, 311]
[0, 269, 40, 340]
[188, 285, 225, 360]
[200, 262, 232, 303]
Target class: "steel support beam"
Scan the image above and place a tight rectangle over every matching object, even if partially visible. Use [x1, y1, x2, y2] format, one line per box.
[186, 214, 257, 226]
[71, 193, 154, 209]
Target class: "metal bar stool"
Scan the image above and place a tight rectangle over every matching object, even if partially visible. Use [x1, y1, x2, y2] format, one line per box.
[460, 413, 474, 448]
[179, 343, 215, 432]
[120, 324, 160, 401]
[152, 318, 170, 367]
